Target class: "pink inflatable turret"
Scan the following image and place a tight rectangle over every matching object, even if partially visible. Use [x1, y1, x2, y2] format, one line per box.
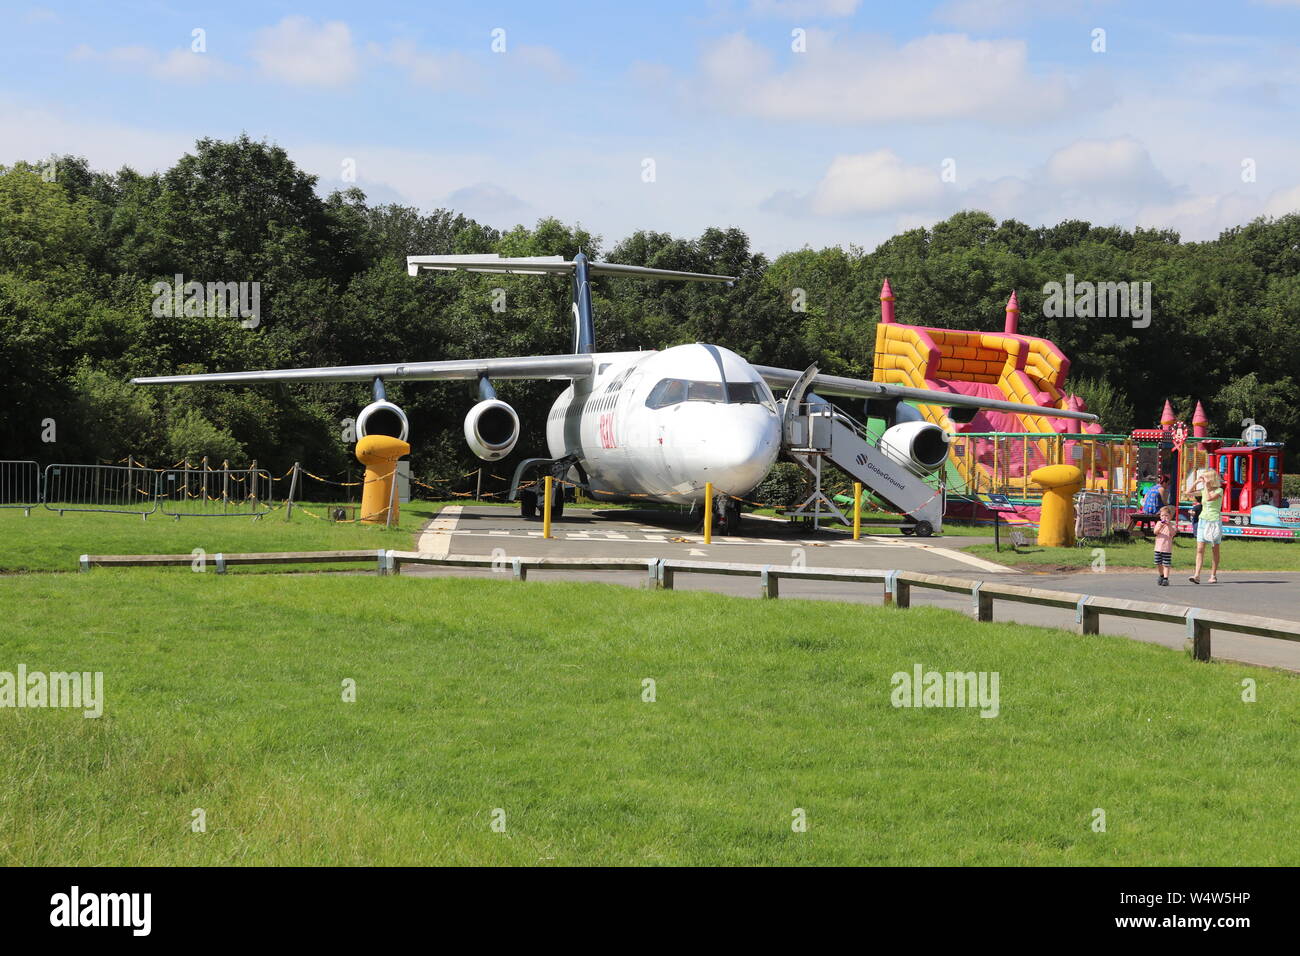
[1192, 400, 1209, 438]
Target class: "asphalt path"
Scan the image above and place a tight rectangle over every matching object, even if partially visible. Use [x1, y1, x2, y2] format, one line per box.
[407, 506, 1300, 672]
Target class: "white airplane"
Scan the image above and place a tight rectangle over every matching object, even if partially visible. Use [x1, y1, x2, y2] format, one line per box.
[134, 253, 1097, 533]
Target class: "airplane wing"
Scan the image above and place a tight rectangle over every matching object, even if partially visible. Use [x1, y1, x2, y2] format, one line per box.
[753, 365, 1099, 423]
[132, 354, 594, 386]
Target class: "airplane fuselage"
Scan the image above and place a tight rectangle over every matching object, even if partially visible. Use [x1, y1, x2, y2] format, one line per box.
[545, 344, 782, 505]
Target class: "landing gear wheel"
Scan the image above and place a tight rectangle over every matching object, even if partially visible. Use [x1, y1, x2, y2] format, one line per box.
[913, 520, 934, 538]
[519, 489, 537, 519]
[715, 495, 742, 536]
[551, 482, 565, 520]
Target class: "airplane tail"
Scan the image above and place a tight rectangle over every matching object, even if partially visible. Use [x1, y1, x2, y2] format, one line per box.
[407, 253, 736, 355]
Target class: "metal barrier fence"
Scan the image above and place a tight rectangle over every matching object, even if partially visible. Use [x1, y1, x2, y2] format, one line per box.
[0, 460, 41, 511]
[158, 467, 273, 517]
[43, 464, 159, 516]
[947, 432, 1218, 501]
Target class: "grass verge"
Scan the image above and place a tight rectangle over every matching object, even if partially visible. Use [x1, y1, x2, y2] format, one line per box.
[1, 571, 1296, 865]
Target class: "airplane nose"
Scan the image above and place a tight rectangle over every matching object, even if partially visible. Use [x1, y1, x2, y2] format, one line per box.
[702, 408, 780, 491]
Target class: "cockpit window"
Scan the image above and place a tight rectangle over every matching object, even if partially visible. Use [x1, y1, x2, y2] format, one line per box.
[646, 378, 769, 409]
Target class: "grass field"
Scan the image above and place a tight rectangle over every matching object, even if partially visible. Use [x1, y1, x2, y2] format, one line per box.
[965, 535, 1300, 572]
[0, 502, 448, 573]
[1, 571, 1296, 866]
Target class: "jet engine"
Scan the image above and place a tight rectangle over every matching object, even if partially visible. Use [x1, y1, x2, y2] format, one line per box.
[464, 399, 520, 461]
[356, 399, 409, 442]
[879, 420, 950, 473]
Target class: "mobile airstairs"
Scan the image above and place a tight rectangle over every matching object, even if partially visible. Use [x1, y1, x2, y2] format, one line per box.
[782, 401, 945, 536]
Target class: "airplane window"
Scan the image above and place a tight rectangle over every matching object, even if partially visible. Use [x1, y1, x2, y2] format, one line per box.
[646, 378, 688, 408]
[646, 379, 772, 408]
[686, 381, 726, 403]
[725, 382, 763, 404]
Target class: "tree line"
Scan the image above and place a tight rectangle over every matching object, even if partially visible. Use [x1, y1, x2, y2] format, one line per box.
[3, 135, 1296, 484]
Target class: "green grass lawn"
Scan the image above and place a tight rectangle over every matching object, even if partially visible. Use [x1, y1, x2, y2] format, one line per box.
[966, 535, 1300, 571]
[1, 571, 1296, 865]
[0, 501, 456, 573]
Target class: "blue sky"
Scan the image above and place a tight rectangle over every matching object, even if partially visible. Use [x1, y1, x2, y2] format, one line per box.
[5, 0, 1300, 255]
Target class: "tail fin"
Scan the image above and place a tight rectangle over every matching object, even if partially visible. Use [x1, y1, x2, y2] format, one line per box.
[406, 253, 736, 355]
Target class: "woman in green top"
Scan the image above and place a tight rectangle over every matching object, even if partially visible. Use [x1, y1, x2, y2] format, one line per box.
[1185, 467, 1223, 584]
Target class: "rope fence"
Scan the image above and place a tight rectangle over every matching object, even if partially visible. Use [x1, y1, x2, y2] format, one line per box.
[3, 455, 1010, 530]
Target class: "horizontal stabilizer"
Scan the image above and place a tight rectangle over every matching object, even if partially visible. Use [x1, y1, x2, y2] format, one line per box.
[407, 254, 735, 284]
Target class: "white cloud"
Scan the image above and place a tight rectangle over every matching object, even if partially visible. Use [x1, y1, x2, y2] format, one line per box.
[932, 0, 1108, 30]
[445, 182, 532, 222]
[251, 17, 357, 88]
[1044, 137, 1173, 198]
[1263, 183, 1300, 217]
[372, 39, 472, 88]
[805, 150, 945, 216]
[747, 0, 860, 16]
[371, 39, 573, 88]
[512, 45, 577, 83]
[699, 31, 1077, 124]
[68, 44, 231, 82]
[24, 6, 59, 24]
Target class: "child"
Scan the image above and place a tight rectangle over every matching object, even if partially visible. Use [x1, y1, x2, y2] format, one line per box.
[1152, 505, 1175, 586]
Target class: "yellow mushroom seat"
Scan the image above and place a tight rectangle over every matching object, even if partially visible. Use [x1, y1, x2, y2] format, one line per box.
[356, 434, 410, 525]
[1030, 464, 1084, 547]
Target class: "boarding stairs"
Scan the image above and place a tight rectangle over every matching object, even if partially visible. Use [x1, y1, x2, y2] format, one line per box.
[782, 402, 945, 535]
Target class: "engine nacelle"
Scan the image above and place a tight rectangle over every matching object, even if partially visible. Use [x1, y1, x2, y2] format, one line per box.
[356, 399, 409, 442]
[464, 399, 520, 461]
[880, 420, 950, 472]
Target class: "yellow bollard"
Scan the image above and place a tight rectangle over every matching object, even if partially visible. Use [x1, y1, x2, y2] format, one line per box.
[853, 482, 862, 540]
[543, 475, 553, 539]
[1030, 464, 1084, 547]
[356, 434, 410, 525]
[704, 481, 713, 545]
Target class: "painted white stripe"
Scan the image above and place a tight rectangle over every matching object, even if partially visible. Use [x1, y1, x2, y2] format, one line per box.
[415, 505, 462, 558]
[891, 541, 1019, 573]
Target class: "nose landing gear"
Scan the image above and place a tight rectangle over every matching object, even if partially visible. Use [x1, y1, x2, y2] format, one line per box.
[715, 494, 743, 536]
[518, 481, 566, 521]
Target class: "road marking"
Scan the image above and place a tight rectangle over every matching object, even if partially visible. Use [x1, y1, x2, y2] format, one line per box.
[889, 540, 1019, 573]
[416, 505, 462, 558]
[441, 530, 942, 551]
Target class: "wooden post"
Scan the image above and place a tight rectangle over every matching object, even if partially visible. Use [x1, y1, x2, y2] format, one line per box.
[1078, 597, 1099, 635]
[476, 468, 482, 501]
[385, 462, 399, 529]
[853, 482, 862, 540]
[703, 482, 713, 544]
[285, 462, 300, 519]
[221, 459, 230, 506]
[249, 459, 258, 506]
[543, 475, 553, 539]
[1188, 613, 1212, 662]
